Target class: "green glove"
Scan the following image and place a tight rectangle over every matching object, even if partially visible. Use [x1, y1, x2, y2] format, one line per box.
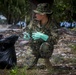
[32, 32, 49, 41]
[32, 32, 41, 40]
[23, 32, 30, 40]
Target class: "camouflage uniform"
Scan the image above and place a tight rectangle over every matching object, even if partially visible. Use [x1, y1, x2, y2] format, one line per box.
[27, 20, 58, 57]
[25, 3, 59, 69]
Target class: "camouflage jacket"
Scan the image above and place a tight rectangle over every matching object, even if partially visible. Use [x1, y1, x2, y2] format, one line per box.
[25, 19, 59, 57]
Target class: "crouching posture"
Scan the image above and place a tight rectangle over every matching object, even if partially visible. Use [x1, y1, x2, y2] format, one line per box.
[23, 3, 59, 70]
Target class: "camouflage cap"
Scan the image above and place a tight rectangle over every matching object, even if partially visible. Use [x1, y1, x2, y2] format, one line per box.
[33, 3, 52, 15]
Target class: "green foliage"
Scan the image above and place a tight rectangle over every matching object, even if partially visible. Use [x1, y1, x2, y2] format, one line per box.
[0, 0, 30, 24]
[9, 66, 27, 75]
[52, 0, 75, 22]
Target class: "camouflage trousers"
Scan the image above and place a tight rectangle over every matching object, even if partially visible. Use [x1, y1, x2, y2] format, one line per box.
[31, 42, 54, 58]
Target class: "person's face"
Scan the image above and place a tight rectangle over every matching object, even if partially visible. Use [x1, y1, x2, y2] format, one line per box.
[35, 13, 46, 21]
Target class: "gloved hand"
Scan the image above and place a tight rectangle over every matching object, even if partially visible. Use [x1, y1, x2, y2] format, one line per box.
[32, 32, 49, 41]
[23, 32, 30, 40]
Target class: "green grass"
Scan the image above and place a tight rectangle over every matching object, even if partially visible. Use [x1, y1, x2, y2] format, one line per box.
[0, 65, 76, 75]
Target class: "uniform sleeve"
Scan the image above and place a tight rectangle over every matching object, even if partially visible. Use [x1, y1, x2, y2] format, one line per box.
[51, 30, 59, 44]
[46, 28, 59, 45]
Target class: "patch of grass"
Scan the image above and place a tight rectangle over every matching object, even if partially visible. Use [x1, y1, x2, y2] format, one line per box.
[0, 65, 76, 75]
[9, 66, 27, 75]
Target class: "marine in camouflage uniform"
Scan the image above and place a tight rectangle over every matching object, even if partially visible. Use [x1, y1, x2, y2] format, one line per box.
[24, 3, 59, 69]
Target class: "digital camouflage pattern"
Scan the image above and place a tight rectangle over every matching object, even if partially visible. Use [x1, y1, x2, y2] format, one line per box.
[33, 3, 52, 15]
[25, 3, 59, 69]
[26, 19, 59, 58]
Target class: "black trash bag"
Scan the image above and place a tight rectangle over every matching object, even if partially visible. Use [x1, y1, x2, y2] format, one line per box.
[0, 34, 3, 39]
[0, 35, 18, 69]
